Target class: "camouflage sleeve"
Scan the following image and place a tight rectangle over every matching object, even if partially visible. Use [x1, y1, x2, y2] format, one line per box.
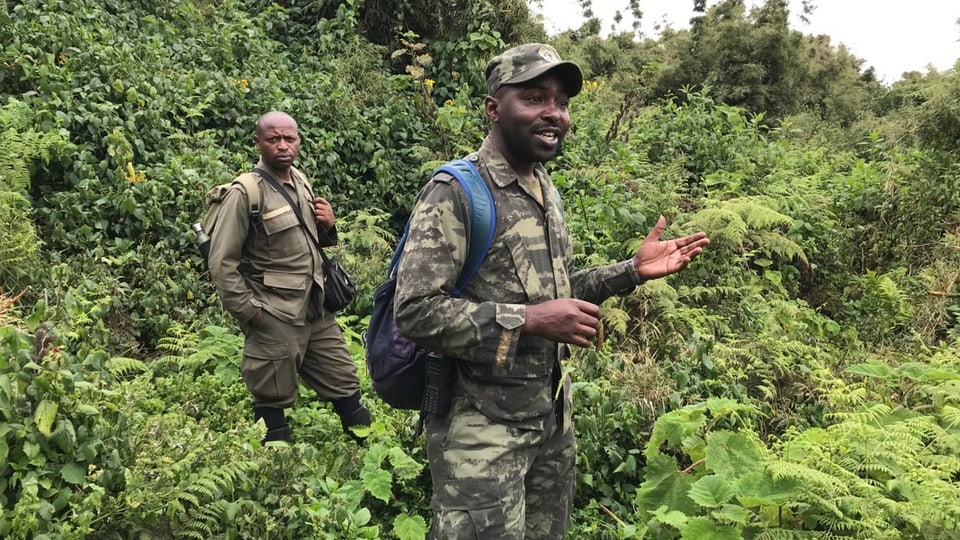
[207, 186, 262, 323]
[570, 259, 644, 305]
[394, 178, 522, 363]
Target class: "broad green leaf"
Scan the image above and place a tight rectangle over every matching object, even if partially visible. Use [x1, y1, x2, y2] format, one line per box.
[649, 505, 689, 529]
[338, 479, 366, 508]
[735, 470, 799, 507]
[23, 441, 41, 460]
[224, 501, 239, 521]
[387, 446, 425, 481]
[711, 503, 750, 525]
[361, 468, 393, 503]
[75, 404, 100, 416]
[635, 454, 698, 515]
[680, 517, 740, 540]
[353, 507, 371, 526]
[60, 462, 86, 485]
[50, 419, 77, 453]
[645, 409, 707, 459]
[362, 443, 389, 467]
[845, 362, 893, 379]
[688, 474, 736, 508]
[34, 400, 57, 436]
[704, 431, 764, 478]
[394, 513, 428, 540]
[0, 373, 11, 400]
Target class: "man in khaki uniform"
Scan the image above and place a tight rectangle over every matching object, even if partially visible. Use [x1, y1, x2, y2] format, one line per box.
[208, 111, 370, 443]
[394, 44, 709, 538]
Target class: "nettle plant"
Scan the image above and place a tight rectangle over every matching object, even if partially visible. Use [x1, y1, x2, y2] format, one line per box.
[624, 363, 960, 539]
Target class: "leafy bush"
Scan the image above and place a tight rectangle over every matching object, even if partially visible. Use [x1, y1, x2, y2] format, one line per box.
[0, 323, 131, 539]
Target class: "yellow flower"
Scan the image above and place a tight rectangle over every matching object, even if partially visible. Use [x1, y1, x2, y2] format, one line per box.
[424, 78, 435, 90]
[126, 162, 144, 183]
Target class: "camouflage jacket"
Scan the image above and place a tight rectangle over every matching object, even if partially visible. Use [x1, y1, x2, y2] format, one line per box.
[394, 138, 643, 429]
[208, 161, 335, 326]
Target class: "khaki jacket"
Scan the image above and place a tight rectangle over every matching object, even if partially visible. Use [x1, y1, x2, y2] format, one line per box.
[208, 162, 335, 326]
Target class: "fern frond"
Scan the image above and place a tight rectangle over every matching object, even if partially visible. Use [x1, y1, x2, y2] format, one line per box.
[107, 356, 149, 377]
[940, 404, 960, 429]
[767, 460, 848, 496]
[176, 491, 200, 508]
[726, 197, 793, 230]
[687, 207, 748, 246]
[751, 230, 808, 263]
[827, 403, 892, 426]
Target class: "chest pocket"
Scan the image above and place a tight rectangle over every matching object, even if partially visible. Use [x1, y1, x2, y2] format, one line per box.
[503, 233, 547, 303]
[257, 205, 311, 261]
[261, 206, 300, 235]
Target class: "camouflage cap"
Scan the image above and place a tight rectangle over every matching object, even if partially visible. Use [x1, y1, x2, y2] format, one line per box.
[485, 43, 583, 97]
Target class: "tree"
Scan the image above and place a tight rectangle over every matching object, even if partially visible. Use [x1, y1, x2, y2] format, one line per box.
[654, 0, 879, 124]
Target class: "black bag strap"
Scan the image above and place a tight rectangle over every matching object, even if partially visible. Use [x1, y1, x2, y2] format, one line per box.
[254, 167, 335, 264]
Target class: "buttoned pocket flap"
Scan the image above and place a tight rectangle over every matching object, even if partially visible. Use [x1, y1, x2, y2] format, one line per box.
[262, 271, 309, 291]
[261, 207, 299, 235]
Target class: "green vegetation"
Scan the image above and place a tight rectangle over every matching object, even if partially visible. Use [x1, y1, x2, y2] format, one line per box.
[2, 0, 959, 538]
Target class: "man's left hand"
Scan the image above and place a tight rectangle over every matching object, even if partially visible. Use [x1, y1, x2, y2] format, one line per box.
[633, 215, 710, 281]
[313, 197, 336, 230]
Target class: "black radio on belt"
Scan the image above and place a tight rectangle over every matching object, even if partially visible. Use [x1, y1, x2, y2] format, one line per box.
[421, 351, 454, 416]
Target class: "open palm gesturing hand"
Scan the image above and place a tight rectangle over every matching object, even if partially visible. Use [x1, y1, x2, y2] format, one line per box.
[633, 216, 710, 281]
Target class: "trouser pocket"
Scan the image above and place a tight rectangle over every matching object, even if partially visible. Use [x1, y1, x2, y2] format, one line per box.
[241, 312, 297, 407]
[430, 478, 513, 539]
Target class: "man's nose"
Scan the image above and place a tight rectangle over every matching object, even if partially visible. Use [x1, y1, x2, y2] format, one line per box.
[540, 100, 561, 120]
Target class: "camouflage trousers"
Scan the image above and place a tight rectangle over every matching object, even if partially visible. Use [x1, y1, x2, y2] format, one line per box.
[425, 396, 575, 539]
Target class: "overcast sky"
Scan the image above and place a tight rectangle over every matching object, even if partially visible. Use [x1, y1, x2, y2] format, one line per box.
[535, 0, 960, 84]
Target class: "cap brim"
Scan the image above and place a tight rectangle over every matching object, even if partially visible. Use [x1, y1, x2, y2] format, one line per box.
[507, 61, 583, 97]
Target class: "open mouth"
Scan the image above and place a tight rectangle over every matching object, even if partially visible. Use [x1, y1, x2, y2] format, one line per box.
[534, 129, 560, 146]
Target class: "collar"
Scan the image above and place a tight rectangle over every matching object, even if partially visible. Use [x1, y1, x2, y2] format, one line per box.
[255, 159, 300, 185]
[478, 137, 549, 189]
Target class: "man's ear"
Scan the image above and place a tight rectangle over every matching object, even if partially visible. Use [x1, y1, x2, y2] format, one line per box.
[484, 96, 499, 123]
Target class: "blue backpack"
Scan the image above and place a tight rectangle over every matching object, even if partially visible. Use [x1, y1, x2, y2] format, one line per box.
[364, 158, 495, 410]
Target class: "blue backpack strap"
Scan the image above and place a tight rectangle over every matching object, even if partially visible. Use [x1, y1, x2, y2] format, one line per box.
[437, 159, 495, 297]
[386, 222, 411, 277]
[388, 158, 495, 296]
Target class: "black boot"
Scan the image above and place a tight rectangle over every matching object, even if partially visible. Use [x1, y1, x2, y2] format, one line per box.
[254, 406, 291, 444]
[263, 425, 292, 442]
[332, 391, 371, 442]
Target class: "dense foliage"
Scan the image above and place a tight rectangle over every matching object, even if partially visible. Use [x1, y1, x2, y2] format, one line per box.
[2, 0, 959, 538]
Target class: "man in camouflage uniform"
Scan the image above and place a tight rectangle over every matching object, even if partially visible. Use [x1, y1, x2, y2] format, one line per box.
[394, 44, 710, 538]
[208, 111, 370, 443]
